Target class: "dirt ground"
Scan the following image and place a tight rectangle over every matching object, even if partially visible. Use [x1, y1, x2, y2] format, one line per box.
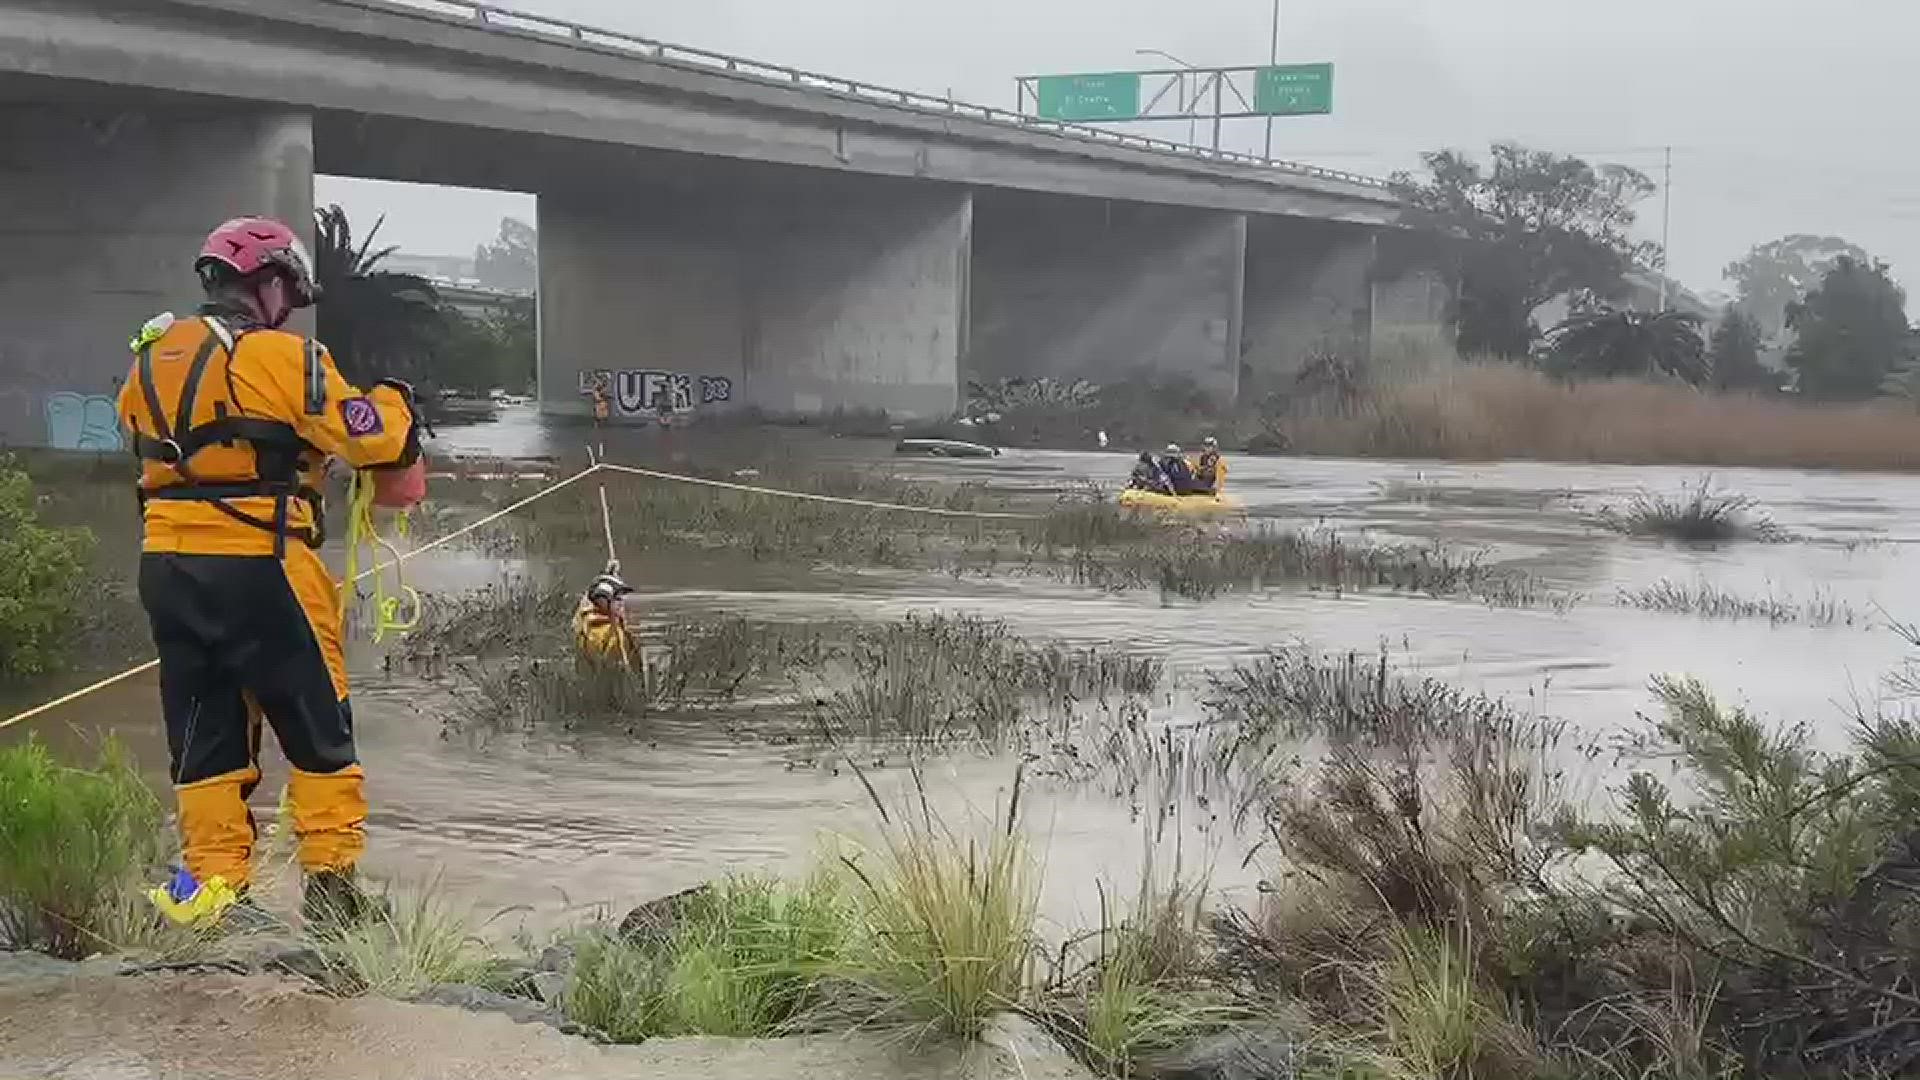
[0, 959, 1088, 1080]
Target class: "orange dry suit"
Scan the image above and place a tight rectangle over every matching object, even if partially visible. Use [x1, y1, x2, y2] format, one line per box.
[573, 595, 637, 666]
[1193, 450, 1228, 493]
[116, 307, 419, 892]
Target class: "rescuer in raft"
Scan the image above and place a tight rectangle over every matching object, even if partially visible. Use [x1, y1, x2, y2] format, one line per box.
[574, 569, 639, 666]
[1127, 450, 1171, 494]
[1158, 444, 1202, 494]
[118, 215, 422, 930]
[1192, 436, 1228, 494]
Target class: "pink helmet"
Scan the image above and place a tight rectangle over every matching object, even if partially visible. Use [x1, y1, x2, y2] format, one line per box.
[195, 216, 319, 308]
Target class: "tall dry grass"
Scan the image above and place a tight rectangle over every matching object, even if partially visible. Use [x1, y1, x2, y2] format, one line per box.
[1289, 363, 1920, 471]
[835, 772, 1041, 1039]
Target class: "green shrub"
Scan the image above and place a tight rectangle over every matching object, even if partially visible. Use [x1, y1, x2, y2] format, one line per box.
[1557, 678, 1920, 1073]
[565, 925, 670, 1043]
[565, 873, 850, 1041]
[0, 457, 93, 680]
[0, 738, 166, 958]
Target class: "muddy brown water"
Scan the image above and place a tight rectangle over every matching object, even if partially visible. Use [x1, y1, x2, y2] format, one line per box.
[11, 405, 1920, 937]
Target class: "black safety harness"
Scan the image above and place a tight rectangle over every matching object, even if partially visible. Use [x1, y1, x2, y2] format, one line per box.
[130, 315, 328, 559]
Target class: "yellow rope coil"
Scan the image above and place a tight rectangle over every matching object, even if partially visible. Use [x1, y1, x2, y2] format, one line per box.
[342, 471, 422, 644]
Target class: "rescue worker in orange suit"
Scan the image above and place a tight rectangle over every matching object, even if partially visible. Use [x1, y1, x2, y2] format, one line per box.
[117, 216, 421, 929]
[1193, 436, 1228, 494]
[574, 570, 639, 667]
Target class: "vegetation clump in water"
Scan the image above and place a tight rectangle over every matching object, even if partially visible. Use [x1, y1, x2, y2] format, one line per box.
[445, 468, 1556, 611]
[1619, 578, 1862, 627]
[416, 592, 1164, 752]
[1591, 478, 1789, 542]
[1057, 522, 1548, 606]
[812, 614, 1163, 747]
[447, 616, 834, 731]
[399, 577, 575, 664]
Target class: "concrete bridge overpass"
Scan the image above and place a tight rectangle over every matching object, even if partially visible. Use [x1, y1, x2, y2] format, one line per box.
[0, 0, 1443, 447]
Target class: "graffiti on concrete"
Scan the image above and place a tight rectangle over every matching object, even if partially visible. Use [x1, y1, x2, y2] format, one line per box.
[579, 369, 733, 417]
[44, 391, 123, 451]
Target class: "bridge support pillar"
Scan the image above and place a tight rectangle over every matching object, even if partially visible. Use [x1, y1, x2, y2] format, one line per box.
[538, 187, 750, 422]
[1241, 219, 1455, 399]
[540, 179, 969, 423]
[1241, 220, 1374, 397]
[740, 186, 971, 418]
[0, 103, 312, 449]
[968, 194, 1246, 407]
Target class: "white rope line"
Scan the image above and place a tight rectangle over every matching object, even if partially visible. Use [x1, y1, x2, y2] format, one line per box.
[594, 462, 1038, 519]
[598, 484, 619, 569]
[350, 463, 604, 582]
[0, 660, 161, 733]
[0, 463, 602, 733]
[1, 457, 1035, 731]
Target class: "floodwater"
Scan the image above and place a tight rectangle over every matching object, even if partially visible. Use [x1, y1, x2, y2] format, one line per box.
[13, 405, 1920, 936]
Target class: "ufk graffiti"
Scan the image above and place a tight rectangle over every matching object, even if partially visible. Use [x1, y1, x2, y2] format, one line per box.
[580, 370, 733, 416]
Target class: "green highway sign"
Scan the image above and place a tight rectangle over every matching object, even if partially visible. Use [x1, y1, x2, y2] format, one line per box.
[1254, 63, 1334, 116]
[1034, 72, 1142, 122]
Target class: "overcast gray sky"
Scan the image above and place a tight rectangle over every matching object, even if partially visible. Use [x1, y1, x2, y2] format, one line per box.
[321, 0, 1920, 298]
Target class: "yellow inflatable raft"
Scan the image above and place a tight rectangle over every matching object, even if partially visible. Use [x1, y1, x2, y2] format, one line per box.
[1116, 488, 1239, 514]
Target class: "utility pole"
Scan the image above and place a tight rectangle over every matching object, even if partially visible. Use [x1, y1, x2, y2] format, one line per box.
[1658, 145, 1672, 310]
[1262, 0, 1279, 161]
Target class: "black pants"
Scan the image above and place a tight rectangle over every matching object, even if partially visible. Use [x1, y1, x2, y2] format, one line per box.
[139, 550, 367, 883]
[139, 552, 355, 784]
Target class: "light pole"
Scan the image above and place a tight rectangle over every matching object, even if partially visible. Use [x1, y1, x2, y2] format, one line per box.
[1658, 145, 1673, 310]
[1134, 48, 1200, 148]
[1262, 0, 1279, 162]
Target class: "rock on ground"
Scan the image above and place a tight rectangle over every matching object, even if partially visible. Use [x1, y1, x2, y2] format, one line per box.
[0, 963, 1092, 1080]
[1137, 1025, 1305, 1080]
[964, 1013, 1097, 1080]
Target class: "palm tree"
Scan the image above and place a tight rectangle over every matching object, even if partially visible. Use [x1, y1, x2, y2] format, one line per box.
[1547, 306, 1708, 385]
[312, 205, 444, 385]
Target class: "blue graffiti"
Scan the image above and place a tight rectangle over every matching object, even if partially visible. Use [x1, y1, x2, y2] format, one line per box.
[700, 375, 733, 404]
[44, 391, 123, 451]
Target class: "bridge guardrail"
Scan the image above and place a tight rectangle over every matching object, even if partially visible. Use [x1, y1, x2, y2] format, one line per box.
[360, 0, 1392, 191]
